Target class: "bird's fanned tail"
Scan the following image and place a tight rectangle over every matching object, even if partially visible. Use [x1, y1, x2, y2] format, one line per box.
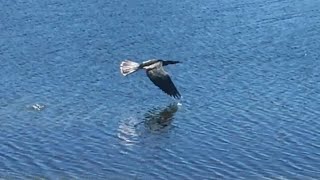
[120, 60, 140, 76]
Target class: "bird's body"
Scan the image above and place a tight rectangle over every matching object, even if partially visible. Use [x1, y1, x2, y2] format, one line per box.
[120, 59, 181, 99]
[140, 59, 161, 70]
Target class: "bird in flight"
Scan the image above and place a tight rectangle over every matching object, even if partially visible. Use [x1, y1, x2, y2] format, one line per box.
[120, 59, 181, 99]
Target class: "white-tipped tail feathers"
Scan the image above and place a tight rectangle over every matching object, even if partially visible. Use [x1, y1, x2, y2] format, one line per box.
[120, 60, 140, 76]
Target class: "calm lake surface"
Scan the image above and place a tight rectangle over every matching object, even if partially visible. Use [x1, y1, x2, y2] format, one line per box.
[1, 0, 320, 179]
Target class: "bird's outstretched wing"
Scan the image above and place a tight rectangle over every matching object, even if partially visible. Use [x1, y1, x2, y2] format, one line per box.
[146, 67, 181, 99]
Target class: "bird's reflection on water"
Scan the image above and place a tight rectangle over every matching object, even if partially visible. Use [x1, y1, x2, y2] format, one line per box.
[143, 103, 179, 132]
[118, 103, 179, 145]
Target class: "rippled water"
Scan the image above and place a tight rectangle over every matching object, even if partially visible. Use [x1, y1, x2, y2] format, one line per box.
[1, 0, 320, 179]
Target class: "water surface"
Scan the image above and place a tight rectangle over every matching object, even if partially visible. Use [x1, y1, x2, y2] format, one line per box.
[1, 0, 320, 179]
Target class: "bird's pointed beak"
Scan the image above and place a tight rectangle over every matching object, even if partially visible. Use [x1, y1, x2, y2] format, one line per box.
[162, 60, 181, 66]
[170, 60, 181, 64]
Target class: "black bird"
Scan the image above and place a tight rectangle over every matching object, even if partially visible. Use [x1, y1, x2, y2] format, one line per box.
[120, 59, 181, 99]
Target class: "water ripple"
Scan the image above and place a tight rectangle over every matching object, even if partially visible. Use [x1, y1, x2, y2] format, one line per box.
[1, 0, 320, 179]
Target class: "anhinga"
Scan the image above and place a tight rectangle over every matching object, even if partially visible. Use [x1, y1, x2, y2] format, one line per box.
[120, 59, 181, 99]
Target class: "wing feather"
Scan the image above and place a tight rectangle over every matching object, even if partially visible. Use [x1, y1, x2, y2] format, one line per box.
[146, 67, 181, 99]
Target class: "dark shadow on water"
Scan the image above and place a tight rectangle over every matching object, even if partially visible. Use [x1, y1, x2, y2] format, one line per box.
[118, 103, 179, 145]
[143, 103, 179, 132]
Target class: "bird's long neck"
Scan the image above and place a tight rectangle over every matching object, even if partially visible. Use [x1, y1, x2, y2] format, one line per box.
[162, 60, 180, 66]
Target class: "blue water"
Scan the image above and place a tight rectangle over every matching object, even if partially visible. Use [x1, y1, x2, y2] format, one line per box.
[1, 0, 320, 179]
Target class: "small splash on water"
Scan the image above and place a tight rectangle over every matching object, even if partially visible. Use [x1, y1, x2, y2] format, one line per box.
[27, 103, 46, 111]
